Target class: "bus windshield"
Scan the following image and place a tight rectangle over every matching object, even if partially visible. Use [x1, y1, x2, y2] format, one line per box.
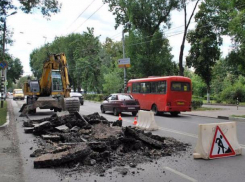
[171, 82, 190, 92]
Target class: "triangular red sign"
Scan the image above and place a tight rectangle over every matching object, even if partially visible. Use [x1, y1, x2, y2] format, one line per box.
[209, 126, 235, 159]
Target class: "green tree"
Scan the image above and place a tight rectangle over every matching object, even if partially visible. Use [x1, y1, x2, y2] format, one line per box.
[16, 75, 35, 89]
[126, 29, 176, 78]
[104, 0, 180, 35]
[203, 0, 245, 71]
[103, 71, 123, 94]
[220, 75, 245, 104]
[3, 54, 23, 90]
[73, 28, 102, 93]
[184, 69, 206, 97]
[186, 2, 222, 103]
[104, 0, 180, 79]
[19, 0, 61, 17]
[30, 47, 48, 79]
[101, 38, 124, 93]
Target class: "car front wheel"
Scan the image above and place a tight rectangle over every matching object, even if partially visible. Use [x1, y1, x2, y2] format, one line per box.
[101, 106, 105, 113]
[113, 108, 119, 116]
[132, 111, 137, 116]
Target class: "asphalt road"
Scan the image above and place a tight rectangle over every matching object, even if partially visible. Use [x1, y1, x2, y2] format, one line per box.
[2, 99, 245, 182]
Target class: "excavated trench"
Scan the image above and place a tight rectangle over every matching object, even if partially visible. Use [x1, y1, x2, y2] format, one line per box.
[23, 112, 190, 175]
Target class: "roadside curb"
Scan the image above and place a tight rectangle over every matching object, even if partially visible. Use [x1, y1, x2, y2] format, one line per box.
[229, 117, 245, 122]
[181, 113, 216, 119]
[0, 112, 9, 128]
[183, 114, 245, 122]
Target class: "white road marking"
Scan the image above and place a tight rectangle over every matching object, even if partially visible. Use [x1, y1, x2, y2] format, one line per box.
[159, 127, 198, 138]
[240, 144, 245, 148]
[159, 127, 245, 149]
[164, 167, 197, 182]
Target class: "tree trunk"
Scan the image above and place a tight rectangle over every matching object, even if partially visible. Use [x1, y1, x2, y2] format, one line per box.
[179, 0, 200, 76]
[179, 40, 185, 76]
[207, 86, 210, 103]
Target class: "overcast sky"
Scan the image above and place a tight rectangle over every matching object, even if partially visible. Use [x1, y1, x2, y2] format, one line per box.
[6, 0, 231, 76]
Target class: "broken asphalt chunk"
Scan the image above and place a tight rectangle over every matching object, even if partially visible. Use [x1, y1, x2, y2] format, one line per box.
[34, 121, 51, 133]
[34, 143, 90, 168]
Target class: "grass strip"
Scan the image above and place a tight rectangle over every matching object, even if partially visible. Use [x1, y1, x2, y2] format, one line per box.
[193, 107, 223, 111]
[231, 115, 245, 118]
[0, 101, 7, 126]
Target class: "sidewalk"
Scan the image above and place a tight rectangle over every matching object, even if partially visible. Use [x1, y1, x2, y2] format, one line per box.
[183, 104, 245, 122]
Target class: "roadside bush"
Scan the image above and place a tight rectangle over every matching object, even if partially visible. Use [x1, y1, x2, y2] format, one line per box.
[220, 84, 245, 104]
[84, 94, 106, 102]
[214, 95, 222, 103]
[192, 99, 203, 109]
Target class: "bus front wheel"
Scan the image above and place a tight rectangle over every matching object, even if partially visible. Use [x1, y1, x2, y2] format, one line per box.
[151, 105, 159, 115]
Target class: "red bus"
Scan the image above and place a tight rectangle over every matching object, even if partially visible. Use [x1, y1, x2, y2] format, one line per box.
[126, 76, 192, 116]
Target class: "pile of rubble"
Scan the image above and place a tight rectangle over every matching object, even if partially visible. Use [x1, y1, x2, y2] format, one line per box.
[23, 112, 189, 174]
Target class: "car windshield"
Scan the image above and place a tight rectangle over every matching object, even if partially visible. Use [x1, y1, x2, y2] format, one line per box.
[118, 94, 133, 100]
[70, 92, 82, 97]
[15, 90, 23, 94]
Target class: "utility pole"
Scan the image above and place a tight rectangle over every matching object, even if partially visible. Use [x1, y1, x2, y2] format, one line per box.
[122, 30, 126, 90]
[1, 11, 17, 108]
[1, 18, 6, 108]
[122, 22, 131, 91]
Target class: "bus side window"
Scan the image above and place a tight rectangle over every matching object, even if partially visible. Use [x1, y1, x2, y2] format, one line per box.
[132, 83, 140, 93]
[151, 82, 157, 93]
[145, 82, 151, 93]
[140, 83, 146, 93]
[127, 86, 131, 93]
[158, 81, 166, 94]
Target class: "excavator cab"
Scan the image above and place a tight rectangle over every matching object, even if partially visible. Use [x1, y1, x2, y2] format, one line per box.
[52, 70, 63, 92]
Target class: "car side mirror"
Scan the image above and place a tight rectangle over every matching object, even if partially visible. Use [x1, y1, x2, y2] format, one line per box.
[104, 96, 108, 100]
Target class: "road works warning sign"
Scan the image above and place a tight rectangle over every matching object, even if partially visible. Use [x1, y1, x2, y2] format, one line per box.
[209, 126, 235, 159]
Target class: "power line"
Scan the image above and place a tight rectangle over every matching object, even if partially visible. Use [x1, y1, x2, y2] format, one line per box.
[67, 0, 96, 29]
[73, 3, 104, 32]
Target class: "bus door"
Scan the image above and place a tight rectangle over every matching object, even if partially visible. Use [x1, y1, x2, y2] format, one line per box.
[151, 81, 166, 111]
[140, 82, 151, 109]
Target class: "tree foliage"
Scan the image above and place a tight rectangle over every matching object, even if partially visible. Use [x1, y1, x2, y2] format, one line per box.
[104, 0, 180, 35]
[126, 29, 176, 78]
[2, 54, 23, 89]
[186, 2, 222, 95]
[29, 28, 103, 93]
[19, 0, 61, 17]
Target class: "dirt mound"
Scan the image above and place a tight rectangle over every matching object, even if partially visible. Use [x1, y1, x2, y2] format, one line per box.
[23, 112, 189, 175]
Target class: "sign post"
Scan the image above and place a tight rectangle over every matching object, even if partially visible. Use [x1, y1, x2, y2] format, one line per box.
[0, 61, 8, 108]
[118, 58, 131, 92]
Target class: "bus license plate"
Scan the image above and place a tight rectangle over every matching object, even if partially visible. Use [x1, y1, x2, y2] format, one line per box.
[128, 107, 135, 109]
[177, 102, 184, 105]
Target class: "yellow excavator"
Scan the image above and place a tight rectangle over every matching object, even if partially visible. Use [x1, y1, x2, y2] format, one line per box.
[20, 53, 80, 116]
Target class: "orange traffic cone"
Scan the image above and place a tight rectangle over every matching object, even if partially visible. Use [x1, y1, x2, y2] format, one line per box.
[118, 114, 122, 121]
[133, 117, 137, 125]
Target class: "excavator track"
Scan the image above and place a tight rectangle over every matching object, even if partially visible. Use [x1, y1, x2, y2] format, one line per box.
[64, 97, 80, 113]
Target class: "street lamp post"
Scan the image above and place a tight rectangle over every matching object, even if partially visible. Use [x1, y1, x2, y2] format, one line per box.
[1, 11, 17, 108]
